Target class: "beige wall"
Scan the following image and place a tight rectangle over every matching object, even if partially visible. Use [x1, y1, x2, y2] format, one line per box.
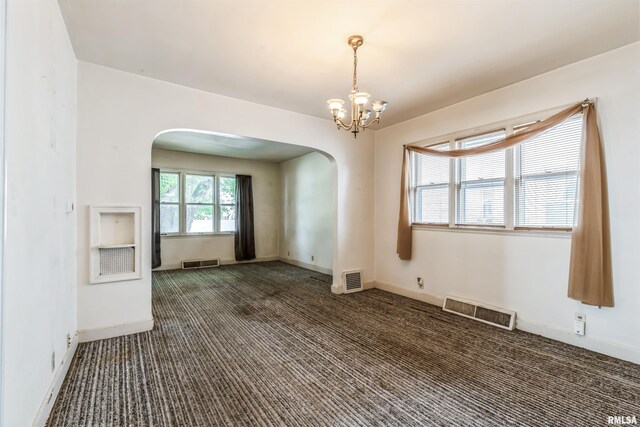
[279, 152, 334, 274]
[152, 149, 280, 269]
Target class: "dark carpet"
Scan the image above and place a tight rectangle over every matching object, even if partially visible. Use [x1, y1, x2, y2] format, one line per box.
[47, 262, 640, 426]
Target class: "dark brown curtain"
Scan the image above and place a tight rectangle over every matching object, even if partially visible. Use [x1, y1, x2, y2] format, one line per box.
[235, 175, 256, 261]
[151, 168, 161, 269]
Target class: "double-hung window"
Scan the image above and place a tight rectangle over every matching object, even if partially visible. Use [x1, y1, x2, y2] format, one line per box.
[412, 108, 583, 232]
[218, 176, 237, 232]
[414, 142, 450, 224]
[456, 130, 506, 226]
[160, 172, 180, 234]
[514, 114, 582, 229]
[185, 174, 215, 233]
[159, 170, 237, 235]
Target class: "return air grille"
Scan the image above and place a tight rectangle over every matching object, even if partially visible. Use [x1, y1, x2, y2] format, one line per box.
[99, 247, 135, 276]
[443, 296, 516, 330]
[343, 270, 363, 293]
[182, 258, 220, 270]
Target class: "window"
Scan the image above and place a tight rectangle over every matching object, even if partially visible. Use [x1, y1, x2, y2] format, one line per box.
[514, 114, 582, 229]
[456, 130, 506, 226]
[159, 171, 236, 235]
[414, 142, 450, 224]
[218, 176, 237, 232]
[185, 174, 214, 233]
[412, 110, 583, 232]
[160, 172, 180, 234]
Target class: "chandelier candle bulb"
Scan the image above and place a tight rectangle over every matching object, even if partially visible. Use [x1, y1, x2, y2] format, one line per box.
[326, 35, 388, 138]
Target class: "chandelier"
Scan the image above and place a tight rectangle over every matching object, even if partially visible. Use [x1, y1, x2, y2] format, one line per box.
[326, 35, 388, 138]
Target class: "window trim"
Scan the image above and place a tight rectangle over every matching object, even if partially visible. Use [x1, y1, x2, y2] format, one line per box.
[409, 102, 581, 235]
[159, 168, 237, 237]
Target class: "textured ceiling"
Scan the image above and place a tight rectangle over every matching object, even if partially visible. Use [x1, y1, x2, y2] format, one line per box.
[59, 0, 640, 127]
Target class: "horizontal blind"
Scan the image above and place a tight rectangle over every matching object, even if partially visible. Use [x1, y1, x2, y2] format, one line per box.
[457, 130, 506, 226]
[515, 114, 582, 228]
[415, 142, 450, 223]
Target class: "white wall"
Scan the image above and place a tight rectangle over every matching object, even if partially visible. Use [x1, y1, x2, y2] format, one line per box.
[76, 61, 375, 335]
[280, 152, 334, 274]
[152, 149, 280, 269]
[3, 1, 78, 426]
[374, 43, 640, 363]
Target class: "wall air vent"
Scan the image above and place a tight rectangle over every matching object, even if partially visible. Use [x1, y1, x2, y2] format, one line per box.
[182, 258, 221, 270]
[343, 270, 363, 294]
[443, 296, 516, 330]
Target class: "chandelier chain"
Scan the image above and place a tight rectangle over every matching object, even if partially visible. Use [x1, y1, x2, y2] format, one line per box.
[352, 46, 358, 92]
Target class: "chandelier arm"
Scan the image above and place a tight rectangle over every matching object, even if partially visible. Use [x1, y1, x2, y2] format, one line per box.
[360, 117, 381, 129]
[334, 117, 354, 131]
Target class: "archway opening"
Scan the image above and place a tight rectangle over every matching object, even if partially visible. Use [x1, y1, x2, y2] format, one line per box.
[151, 128, 338, 282]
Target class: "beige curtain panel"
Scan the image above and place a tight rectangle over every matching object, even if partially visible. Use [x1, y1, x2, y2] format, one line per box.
[396, 100, 613, 307]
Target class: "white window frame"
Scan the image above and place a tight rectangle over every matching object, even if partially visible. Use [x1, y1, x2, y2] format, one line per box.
[410, 103, 582, 236]
[412, 141, 451, 226]
[159, 168, 237, 237]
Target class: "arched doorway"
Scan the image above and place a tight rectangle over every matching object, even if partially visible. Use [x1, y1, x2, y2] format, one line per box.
[150, 129, 338, 282]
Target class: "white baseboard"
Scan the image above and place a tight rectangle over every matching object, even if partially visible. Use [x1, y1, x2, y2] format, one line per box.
[278, 257, 333, 275]
[78, 318, 154, 343]
[32, 334, 79, 427]
[373, 280, 444, 307]
[372, 281, 640, 365]
[516, 318, 640, 365]
[153, 256, 280, 271]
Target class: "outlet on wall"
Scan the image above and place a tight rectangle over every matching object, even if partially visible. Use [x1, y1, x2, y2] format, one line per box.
[51, 351, 56, 372]
[574, 312, 586, 336]
[311, 255, 314, 262]
[417, 277, 424, 289]
[287, 251, 290, 257]
[67, 333, 71, 348]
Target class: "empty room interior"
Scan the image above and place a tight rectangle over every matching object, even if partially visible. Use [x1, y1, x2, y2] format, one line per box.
[2, 0, 640, 426]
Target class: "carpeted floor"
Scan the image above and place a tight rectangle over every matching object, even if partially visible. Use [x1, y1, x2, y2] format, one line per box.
[48, 262, 639, 426]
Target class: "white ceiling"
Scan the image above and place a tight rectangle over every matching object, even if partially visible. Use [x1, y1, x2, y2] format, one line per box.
[59, 0, 640, 127]
[153, 130, 315, 163]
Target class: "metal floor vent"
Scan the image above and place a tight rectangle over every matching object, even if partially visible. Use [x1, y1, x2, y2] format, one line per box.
[443, 296, 516, 330]
[343, 270, 363, 293]
[182, 258, 221, 270]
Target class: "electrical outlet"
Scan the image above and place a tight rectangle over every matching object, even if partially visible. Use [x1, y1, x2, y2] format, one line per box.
[311, 255, 315, 262]
[67, 333, 71, 348]
[574, 312, 585, 336]
[51, 351, 56, 372]
[417, 277, 424, 289]
[287, 251, 290, 257]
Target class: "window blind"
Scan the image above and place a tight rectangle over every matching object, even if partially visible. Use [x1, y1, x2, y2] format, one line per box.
[414, 142, 450, 224]
[457, 130, 506, 226]
[515, 114, 583, 228]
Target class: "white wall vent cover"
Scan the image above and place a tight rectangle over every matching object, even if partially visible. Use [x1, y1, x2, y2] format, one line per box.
[182, 258, 221, 270]
[443, 296, 516, 330]
[90, 206, 141, 284]
[343, 270, 363, 294]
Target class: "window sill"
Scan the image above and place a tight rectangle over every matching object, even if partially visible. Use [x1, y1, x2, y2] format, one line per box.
[412, 223, 572, 238]
[161, 232, 235, 238]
